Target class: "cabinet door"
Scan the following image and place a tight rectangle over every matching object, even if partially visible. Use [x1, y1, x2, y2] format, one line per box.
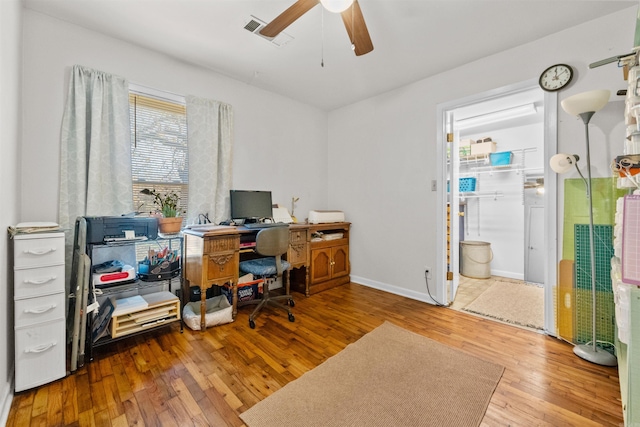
[310, 248, 332, 284]
[331, 245, 349, 279]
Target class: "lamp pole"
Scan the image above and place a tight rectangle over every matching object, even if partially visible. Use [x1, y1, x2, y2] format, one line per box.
[573, 111, 617, 367]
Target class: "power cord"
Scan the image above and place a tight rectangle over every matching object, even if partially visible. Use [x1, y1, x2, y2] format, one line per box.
[425, 271, 447, 307]
[197, 213, 211, 224]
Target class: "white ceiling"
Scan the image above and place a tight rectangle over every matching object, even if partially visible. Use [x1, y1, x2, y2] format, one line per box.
[23, 0, 637, 111]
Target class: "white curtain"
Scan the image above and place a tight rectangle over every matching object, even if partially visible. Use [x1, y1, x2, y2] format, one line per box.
[186, 95, 233, 225]
[59, 65, 133, 282]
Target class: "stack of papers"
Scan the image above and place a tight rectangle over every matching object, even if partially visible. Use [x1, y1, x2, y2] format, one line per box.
[111, 295, 148, 316]
[8, 222, 60, 237]
[272, 207, 293, 224]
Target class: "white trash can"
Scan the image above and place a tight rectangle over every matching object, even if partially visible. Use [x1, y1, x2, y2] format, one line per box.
[460, 241, 493, 279]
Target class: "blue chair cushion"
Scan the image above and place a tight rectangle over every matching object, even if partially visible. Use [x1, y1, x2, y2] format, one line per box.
[239, 257, 291, 277]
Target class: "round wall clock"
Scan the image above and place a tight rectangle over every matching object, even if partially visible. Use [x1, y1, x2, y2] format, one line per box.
[539, 64, 573, 92]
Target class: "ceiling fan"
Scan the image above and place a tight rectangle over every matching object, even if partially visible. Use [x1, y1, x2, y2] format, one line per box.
[259, 0, 374, 56]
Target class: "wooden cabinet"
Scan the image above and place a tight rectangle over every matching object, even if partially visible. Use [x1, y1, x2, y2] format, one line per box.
[13, 232, 66, 392]
[305, 222, 350, 295]
[310, 245, 349, 283]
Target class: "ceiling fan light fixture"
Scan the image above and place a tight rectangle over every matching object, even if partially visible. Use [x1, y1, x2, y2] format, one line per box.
[320, 0, 354, 13]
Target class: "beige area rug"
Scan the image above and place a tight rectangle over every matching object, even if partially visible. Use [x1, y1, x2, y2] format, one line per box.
[463, 280, 544, 330]
[240, 322, 504, 427]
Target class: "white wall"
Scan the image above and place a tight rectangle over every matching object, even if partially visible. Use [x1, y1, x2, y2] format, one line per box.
[21, 10, 329, 223]
[329, 7, 635, 303]
[0, 0, 22, 422]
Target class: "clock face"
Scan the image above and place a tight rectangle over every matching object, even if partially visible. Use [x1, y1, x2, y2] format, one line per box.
[539, 64, 573, 92]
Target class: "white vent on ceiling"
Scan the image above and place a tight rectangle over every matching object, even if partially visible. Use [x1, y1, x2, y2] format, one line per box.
[244, 15, 294, 48]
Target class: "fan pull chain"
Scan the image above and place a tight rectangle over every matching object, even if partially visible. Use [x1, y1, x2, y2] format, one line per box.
[321, 7, 325, 67]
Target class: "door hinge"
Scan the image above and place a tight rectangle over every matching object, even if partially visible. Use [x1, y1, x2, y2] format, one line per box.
[447, 133, 453, 143]
[447, 271, 454, 281]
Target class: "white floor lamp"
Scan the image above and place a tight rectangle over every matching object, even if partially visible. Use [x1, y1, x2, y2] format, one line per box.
[551, 89, 617, 367]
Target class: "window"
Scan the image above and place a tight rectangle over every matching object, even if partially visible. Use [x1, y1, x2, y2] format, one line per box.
[129, 91, 188, 217]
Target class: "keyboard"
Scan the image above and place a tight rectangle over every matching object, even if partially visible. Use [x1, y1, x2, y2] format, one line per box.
[243, 222, 286, 229]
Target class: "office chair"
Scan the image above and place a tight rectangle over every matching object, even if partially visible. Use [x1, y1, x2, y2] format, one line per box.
[239, 226, 295, 329]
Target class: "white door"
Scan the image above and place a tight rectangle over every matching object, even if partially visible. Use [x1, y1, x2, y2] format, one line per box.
[446, 110, 461, 303]
[526, 205, 545, 284]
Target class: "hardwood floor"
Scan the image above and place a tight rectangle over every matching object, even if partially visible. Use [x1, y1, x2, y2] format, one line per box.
[7, 283, 623, 426]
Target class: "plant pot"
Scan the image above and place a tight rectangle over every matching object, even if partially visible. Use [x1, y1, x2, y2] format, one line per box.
[157, 217, 182, 234]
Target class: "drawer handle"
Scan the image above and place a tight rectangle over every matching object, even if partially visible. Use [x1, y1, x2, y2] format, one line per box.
[23, 247, 57, 256]
[24, 341, 57, 354]
[23, 276, 57, 285]
[24, 304, 57, 314]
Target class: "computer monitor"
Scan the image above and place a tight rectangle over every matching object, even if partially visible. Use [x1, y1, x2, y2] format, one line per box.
[230, 190, 273, 222]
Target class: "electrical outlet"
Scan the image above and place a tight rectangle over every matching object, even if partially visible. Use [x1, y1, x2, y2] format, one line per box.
[425, 266, 431, 279]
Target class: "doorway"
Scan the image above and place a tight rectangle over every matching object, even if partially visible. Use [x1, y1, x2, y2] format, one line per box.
[436, 80, 558, 335]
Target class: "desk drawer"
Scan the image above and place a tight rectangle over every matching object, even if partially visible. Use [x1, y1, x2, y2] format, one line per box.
[207, 252, 239, 281]
[290, 229, 307, 245]
[289, 242, 308, 265]
[204, 236, 239, 253]
[289, 230, 308, 265]
[14, 234, 65, 269]
[14, 264, 65, 299]
[15, 293, 65, 328]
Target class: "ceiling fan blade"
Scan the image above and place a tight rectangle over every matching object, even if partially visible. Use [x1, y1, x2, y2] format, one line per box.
[341, 0, 373, 56]
[260, 0, 320, 38]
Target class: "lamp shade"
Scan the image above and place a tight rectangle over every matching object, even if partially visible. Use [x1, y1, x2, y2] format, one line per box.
[561, 90, 610, 116]
[320, 0, 354, 13]
[550, 153, 580, 174]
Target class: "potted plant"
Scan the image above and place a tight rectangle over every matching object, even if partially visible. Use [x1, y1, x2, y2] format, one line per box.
[140, 188, 183, 234]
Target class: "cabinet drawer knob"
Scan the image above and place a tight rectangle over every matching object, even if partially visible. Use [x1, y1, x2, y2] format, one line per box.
[23, 276, 57, 285]
[24, 341, 57, 354]
[24, 304, 57, 314]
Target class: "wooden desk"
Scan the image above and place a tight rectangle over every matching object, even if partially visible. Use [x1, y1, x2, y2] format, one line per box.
[182, 222, 350, 330]
[183, 228, 240, 330]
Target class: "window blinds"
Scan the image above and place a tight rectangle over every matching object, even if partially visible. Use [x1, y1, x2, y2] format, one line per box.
[129, 93, 189, 216]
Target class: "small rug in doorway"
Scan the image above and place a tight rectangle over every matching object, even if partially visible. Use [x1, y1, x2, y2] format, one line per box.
[240, 321, 504, 427]
[463, 280, 544, 329]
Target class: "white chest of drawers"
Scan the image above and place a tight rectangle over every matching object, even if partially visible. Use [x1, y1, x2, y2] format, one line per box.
[13, 232, 66, 391]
